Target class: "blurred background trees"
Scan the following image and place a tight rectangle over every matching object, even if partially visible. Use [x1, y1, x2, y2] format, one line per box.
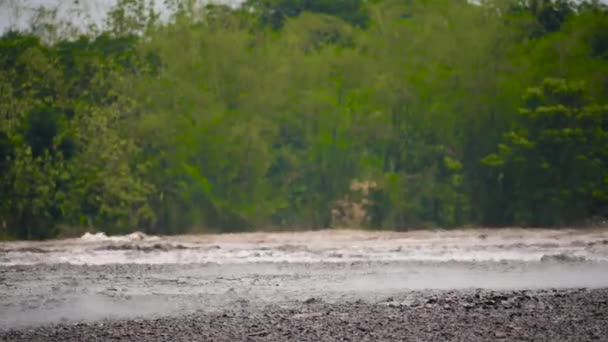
[0, 0, 607, 239]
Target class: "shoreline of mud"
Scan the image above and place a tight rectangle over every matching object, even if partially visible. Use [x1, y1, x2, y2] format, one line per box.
[2, 287, 607, 341]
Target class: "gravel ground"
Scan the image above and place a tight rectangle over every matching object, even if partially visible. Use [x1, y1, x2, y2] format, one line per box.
[2, 288, 607, 341]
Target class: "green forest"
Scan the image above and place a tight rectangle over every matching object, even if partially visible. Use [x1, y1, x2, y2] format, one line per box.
[1, 0, 608, 240]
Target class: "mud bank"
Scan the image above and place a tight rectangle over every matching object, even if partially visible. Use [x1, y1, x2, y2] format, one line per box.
[2, 288, 607, 341]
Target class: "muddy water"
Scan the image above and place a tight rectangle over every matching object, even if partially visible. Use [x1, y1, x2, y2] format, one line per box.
[1, 228, 608, 329]
[2, 228, 608, 265]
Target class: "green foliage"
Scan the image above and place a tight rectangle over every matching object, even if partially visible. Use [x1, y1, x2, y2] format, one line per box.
[483, 78, 608, 225]
[0, 31, 154, 239]
[245, 0, 370, 29]
[1, 0, 608, 239]
[509, 0, 575, 37]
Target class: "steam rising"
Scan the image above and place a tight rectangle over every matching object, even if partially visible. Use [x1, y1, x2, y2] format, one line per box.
[2, 229, 608, 328]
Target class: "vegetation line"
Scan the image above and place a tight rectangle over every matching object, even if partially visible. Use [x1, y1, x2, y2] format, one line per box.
[1, 0, 607, 240]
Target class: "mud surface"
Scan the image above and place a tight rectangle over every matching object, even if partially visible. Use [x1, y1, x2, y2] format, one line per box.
[1, 229, 608, 341]
[2, 287, 608, 341]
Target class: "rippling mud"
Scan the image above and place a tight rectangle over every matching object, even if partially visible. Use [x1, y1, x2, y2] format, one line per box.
[2, 228, 608, 265]
[1, 228, 608, 341]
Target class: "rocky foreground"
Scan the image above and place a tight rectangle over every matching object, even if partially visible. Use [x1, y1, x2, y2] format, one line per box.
[2, 288, 607, 342]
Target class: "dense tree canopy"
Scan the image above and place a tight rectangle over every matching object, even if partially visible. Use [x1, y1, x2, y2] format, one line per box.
[1, 0, 607, 239]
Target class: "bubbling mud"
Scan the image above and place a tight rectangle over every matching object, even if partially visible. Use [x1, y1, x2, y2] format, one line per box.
[1, 228, 607, 266]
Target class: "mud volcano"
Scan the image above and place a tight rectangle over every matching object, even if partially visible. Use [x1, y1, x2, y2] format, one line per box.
[1, 228, 608, 341]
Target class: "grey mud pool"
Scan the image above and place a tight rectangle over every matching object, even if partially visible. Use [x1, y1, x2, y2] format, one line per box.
[1, 228, 608, 341]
